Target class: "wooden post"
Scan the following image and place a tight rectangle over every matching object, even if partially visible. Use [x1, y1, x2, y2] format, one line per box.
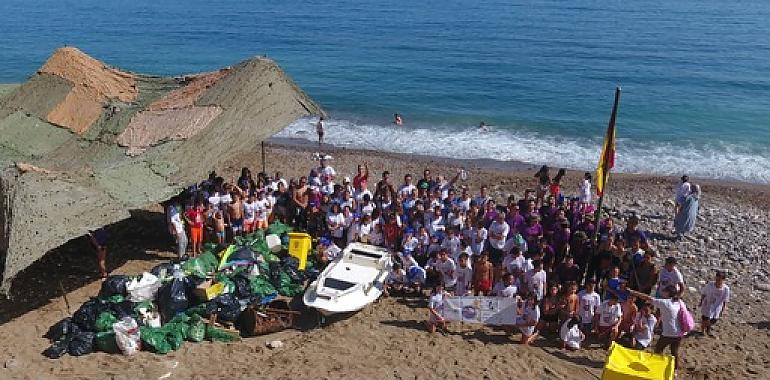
[261, 141, 266, 174]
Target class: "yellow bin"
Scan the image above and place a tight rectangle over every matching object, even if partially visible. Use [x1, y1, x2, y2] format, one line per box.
[287, 232, 311, 270]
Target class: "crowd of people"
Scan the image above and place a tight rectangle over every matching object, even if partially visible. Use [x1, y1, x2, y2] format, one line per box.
[164, 158, 727, 373]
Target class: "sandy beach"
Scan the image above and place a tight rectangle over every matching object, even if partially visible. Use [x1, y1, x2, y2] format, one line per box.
[0, 140, 768, 380]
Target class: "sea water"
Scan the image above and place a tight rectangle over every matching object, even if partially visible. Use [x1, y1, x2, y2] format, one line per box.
[0, 0, 768, 183]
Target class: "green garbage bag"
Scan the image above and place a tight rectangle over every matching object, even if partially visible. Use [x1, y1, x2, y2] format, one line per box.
[163, 325, 185, 351]
[168, 313, 191, 325]
[266, 222, 292, 236]
[182, 252, 219, 277]
[95, 331, 119, 353]
[106, 294, 125, 304]
[205, 325, 240, 343]
[214, 272, 236, 294]
[95, 312, 118, 333]
[140, 326, 172, 354]
[278, 272, 304, 297]
[185, 304, 208, 317]
[187, 316, 206, 342]
[249, 275, 276, 297]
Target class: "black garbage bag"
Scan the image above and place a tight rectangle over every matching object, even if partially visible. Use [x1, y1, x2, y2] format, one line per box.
[72, 298, 111, 331]
[206, 293, 241, 322]
[280, 256, 303, 282]
[268, 262, 282, 287]
[98, 275, 131, 298]
[43, 339, 70, 359]
[67, 331, 95, 356]
[44, 317, 79, 342]
[232, 273, 253, 299]
[157, 278, 189, 322]
[227, 247, 257, 264]
[109, 300, 137, 320]
[150, 262, 175, 277]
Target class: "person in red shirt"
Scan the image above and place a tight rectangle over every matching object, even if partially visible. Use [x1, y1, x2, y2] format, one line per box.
[184, 200, 205, 256]
[353, 162, 369, 193]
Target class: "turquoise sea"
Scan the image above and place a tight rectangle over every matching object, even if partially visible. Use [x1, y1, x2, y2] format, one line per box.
[1, 0, 769, 183]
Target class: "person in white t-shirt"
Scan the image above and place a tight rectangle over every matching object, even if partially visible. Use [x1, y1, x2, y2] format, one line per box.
[435, 249, 457, 289]
[699, 270, 730, 336]
[577, 279, 602, 333]
[560, 316, 585, 350]
[426, 282, 448, 333]
[253, 191, 270, 230]
[502, 247, 527, 275]
[656, 257, 685, 297]
[398, 174, 417, 200]
[454, 253, 473, 296]
[487, 213, 509, 268]
[326, 203, 346, 243]
[463, 221, 487, 256]
[441, 229, 462, 261]
[632, 302, 656, 349]
[594, 295, 622, 347]
[318, 157, 336, 180]
[629, 286, 686, 372]
[492, 273, 519, 298]
[242, 193, 258, 233]
[169, 210, 187, 258]
[524, 260, 547, 301]
[516, 293, 540, 345]
[385, 263, 407, 297]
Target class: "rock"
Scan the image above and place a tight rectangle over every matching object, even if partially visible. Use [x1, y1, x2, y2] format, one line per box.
[266, 340, 284, 349]
[688, 286, 698, 293]
[4, 358, 19, 369]
[754, 283, 770, 292]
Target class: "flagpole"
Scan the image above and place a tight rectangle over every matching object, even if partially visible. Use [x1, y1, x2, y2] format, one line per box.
[585, 86, 621, 285]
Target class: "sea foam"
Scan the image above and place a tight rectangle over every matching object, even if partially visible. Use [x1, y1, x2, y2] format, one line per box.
[278, 117, 770, 185]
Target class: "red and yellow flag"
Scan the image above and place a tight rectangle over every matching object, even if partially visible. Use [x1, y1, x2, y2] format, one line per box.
[596, 87, 621, 197]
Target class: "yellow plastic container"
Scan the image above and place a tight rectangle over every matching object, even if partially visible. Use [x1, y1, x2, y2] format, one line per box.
[194, 281, 225, 301]
[287, 232, 311, 270]
[602, 342, 674, 380]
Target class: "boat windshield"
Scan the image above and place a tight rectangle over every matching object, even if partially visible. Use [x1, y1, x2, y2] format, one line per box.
[351, 249, 383, 259]
[323, 278, 357, 291]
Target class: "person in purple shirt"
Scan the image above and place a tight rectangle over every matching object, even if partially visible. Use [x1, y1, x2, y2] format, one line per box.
[553, 218, 572, 263]
[566, 197, 583, 229]
[622, 215, 649, 249]
[482, 199, 498, 228]
[506, 203, 526, 236]
[521, 215, 544, 255]
[576, 213, 596, 239]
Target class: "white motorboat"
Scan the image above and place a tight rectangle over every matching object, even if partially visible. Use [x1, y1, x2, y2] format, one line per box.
[303, 242, 392, 316]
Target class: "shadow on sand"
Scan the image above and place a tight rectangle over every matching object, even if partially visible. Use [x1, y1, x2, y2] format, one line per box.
[0, 209, 172, 325]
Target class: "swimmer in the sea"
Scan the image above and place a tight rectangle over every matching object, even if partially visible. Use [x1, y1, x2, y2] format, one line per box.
[394, 113, 403, 126]
[478, 121, 490, 132]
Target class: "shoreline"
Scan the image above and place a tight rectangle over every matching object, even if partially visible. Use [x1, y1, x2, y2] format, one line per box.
[266, 136, 770, 208]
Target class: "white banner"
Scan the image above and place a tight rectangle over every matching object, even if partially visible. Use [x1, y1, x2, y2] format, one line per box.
[439, 296, 519, 325]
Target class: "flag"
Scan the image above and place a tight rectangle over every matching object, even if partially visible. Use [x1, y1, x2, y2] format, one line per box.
[596, 87, 621, 197]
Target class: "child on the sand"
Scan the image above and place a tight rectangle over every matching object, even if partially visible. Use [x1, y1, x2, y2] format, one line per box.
[559, 316, 585, 350]
[594, 294, 622, 348]
[699, 270, 730, 337]
[632, 302, 656, 349]
[227, 193, 244, 239]
[213, 211, 226, 245]
[454, 253, 473, 296]
[385, 262, 406, 297]
[472, 253, 494, 295]
[426, 281, 448, 333]
[516, 293, 540, 345]
[578, 279, 601, 333]
[184, 200, 205, 256]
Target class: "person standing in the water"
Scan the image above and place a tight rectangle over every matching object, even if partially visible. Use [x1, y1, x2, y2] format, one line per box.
[394, 113, 403, 126]
[316, 116, 325, 146]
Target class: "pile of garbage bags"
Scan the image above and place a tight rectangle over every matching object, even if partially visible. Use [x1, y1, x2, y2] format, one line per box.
[43, 224, 316, 358]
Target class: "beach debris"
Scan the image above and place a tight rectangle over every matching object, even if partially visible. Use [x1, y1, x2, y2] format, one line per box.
[266, 340, 284, 349]
[755, 283, 770, 292]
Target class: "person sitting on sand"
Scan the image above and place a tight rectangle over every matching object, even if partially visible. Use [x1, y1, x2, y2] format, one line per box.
[559, 316, 585, 350]
[426, 280, 448, 333]
[699, 270, 730, 337]
[515, 293, 541, 345]
[594, 294, 623, 348]
[472, 252, 494, 295]
[384, 262, 406, 297]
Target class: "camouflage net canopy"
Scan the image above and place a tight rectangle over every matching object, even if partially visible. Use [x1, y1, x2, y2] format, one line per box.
[0, 47, 322, 293]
